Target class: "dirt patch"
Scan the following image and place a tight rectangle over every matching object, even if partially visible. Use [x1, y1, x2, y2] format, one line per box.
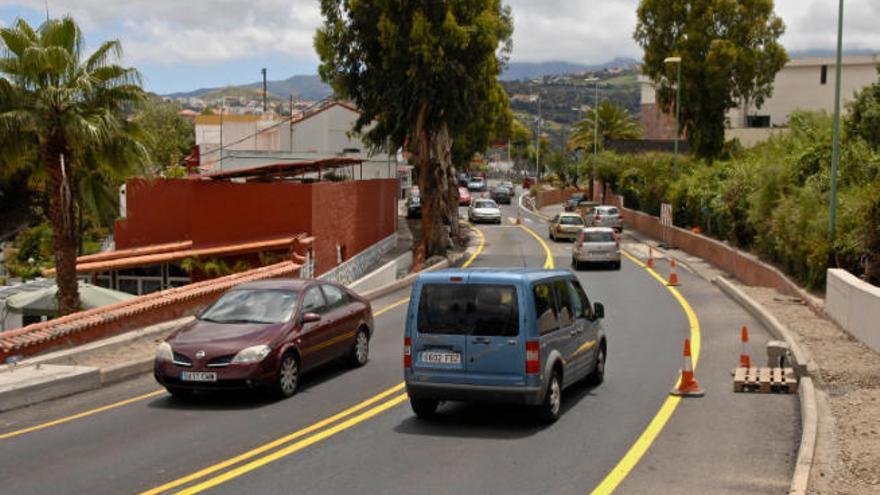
[741, 286, 880, 495]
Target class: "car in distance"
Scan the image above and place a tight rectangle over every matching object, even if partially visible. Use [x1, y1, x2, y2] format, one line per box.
[404, 269, 607, 423]
[457, 173, 470, 187]
[468, 198, 502, 224]
[467, 177, 487, 192]
[458, 187, 472, 206]
[564, 192, 587, 212]
[154, 279, 373, 398]
[586, 205, 623, 232]
[548, 212, 585, 242]
[490, 186, 512, 204]
[405, 194, 422, 219]
[572, 227, 621, 270]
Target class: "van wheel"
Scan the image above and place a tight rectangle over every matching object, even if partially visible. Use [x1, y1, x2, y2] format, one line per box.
[410, 398, 439, 418]
[347, 328, 369, 367]
[614, 261, 622, 270]
[537, 371, 562, 423]
[587, 343, 606, 386]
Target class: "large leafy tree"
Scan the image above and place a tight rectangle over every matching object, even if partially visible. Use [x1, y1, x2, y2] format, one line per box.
[634, 0, 787, 160]
[316, 0, 513, 256]
[567, 100, 640, 152]
[137, 97, 195, 173]
[0, 17, 147, 315]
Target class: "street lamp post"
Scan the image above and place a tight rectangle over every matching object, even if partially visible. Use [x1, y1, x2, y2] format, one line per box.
[583, 77, 600, 192]
[664, 56, 682, 179]
[829, 0, 844, 239]
[536, 95, 541, 182]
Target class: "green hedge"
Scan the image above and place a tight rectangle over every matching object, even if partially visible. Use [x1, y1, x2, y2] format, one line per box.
[591, 111, 880, 290]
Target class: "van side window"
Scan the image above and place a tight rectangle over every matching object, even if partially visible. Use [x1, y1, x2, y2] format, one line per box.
[533, 283, 559, 335]
[570, 280, 592, 319]
[553, 280, 574, 327]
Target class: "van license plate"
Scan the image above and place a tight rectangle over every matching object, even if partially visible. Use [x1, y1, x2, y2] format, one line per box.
[180, 371, 217, 382]
[421, 351, 461, 365]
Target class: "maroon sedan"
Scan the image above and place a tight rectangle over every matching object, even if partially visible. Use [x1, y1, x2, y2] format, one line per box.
[154, 279, 373, 398]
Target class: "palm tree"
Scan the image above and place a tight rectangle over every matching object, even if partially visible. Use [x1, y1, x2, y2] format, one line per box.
[568, 100, 640, 152]
[0, 17, 147, 315]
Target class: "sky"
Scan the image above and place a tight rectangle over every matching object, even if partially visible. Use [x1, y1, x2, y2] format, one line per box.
[0, 0, 878, 94]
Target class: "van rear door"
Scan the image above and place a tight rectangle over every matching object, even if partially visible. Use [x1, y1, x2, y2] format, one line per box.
[412, 282, 469, 377]
[464, 283, 525, 386]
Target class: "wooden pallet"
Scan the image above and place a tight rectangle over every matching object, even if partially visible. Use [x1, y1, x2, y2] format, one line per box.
[733, 367, 798, 394]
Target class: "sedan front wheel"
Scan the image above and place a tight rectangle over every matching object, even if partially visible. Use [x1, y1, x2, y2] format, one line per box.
[274, 353, 299, 398]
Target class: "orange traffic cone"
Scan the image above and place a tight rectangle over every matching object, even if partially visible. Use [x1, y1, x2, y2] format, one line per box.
[671, 338, 704, 397]
[666, 258, 680, 286]
[646, 246, 654, 269]
[516, 210, 522, 225]
[738, 325, 752, 368]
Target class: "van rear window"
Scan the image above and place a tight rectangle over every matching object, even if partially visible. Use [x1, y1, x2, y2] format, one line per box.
[417, 284, 519, 336]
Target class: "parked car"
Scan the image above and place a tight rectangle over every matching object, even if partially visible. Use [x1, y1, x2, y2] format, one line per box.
[404, 269, 607, 423]
[572, 227, 621, 270]
[467, 177, 487, 192]
[548, 212, 585, 242]
[458, 187, 472, 206]
[564, 192, 587, 212]
[585, 205, 623, 231]
[468, 198, 502, 224]
[154, 279, 374, 398]
[457, 173, 470, 187]
[500, 180, 514, 191]
[491, 186, 512, 204]
[406, 194, 422, 219]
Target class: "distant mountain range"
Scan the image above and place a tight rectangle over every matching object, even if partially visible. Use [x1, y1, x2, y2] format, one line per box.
[163, 58, 641, 101]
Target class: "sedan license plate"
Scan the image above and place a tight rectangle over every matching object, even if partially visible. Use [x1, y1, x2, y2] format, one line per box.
[421, 351, 461, 365]
[180, 371, 217, 382]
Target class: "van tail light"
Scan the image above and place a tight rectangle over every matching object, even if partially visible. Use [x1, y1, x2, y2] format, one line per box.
[404, 337, 412, 369]
[526, 341, 541, 374]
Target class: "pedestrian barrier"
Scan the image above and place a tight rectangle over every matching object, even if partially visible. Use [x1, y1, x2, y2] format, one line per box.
[666, 258, 680, 286]
[739, 325, 752, 369]
[671, 338, 704, 397]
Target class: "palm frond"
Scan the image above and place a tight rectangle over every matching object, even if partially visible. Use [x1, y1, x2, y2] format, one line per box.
[85, 40, 122, 72]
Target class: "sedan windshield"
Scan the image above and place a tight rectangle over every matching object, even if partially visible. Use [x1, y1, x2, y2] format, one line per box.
[583, 231, 615, 243]
[560, 216, 584, 225]
[474, 200, 497, 208]
[199, 289, 298, 324]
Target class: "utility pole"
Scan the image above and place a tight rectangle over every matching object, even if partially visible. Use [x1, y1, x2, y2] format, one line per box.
[829, 0, 844, 239]
[289, 94, 294, 152]
[664, 56, 683, 179]
[261, 68, 268, 113]
[219, 99, 224, 171]
[536, 95, 541, 181]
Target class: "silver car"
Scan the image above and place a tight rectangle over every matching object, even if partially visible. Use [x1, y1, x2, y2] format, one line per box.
[572, 227, 621, 270]
[468, 198, 502, 224]
[586, 206, 623, 232]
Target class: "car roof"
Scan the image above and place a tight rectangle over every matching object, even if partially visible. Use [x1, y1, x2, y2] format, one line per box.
[559, 212, 582, 217]
[419, 268, 574, 285]
[597, 205, 619, 210]
[232, 278, 313, 291]
[581, 226, 616, 233]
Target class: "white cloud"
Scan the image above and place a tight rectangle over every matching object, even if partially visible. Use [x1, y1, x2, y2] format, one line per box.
[3, 0, 878, 68]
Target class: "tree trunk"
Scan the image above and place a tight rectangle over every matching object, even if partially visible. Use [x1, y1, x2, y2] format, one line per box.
[413, 103, 455, 258]
[44, 141, 81, 316]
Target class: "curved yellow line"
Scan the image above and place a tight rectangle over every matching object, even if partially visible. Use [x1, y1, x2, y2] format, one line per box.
[461, 222, 486, 268]
[517, 224, 556, 269]
[588, 250, 701, 495]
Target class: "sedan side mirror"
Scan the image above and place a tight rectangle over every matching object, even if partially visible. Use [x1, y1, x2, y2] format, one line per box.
[301, 312, 322, 324]
[593, 302, 604, 319]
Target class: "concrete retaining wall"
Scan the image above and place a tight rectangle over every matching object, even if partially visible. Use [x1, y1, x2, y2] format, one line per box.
[349, 250, 413, 294]
[825, 268, 880, 352]
[319, 233, 397, 286]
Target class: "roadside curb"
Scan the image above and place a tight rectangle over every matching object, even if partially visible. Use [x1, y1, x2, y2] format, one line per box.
[713, 276, 819, 495]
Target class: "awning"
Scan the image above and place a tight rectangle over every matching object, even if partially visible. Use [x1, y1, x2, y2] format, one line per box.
[5, 282, 134, 316]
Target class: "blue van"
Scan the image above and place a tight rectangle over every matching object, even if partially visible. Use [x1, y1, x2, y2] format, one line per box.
[404, 269, 606, 423]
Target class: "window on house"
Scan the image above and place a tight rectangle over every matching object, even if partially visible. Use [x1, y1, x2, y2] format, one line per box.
[820, 65, 828, 85]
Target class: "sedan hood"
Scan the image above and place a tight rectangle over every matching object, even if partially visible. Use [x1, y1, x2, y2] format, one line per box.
[168, 319, 282, 347]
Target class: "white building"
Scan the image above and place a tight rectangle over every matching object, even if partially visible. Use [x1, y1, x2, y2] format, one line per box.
[639, 54, 879, 146]
[195, 102, 399, 179]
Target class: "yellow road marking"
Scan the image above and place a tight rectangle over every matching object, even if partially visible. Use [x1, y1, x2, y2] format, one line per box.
[517, 224, 556, 269]
[175, 393, 410, 495]
[138, 384, 406, 495]
[374, 298, 410, 317]
[0, 390, 166, 441]
[588, 249, 701, 495]
[461, 222, 486, 268]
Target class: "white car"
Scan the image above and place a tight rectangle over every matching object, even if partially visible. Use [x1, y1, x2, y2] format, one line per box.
[572, 227, 621, 270]
[467, 177, 486, 192]
[468, 198, 502, 224]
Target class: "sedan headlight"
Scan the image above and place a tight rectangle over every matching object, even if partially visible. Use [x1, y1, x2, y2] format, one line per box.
[231, 345, 272, 364]
[155, 342, 173, 361]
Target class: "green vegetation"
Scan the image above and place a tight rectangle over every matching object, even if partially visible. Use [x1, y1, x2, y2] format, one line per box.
[137, 97, 195, 173]
[634, 0, 788, 160]
[0, 17, 148, 313]
[316, 0, 513, 257]
[568, 101, 640, 153]
[593, 109, 880, 289]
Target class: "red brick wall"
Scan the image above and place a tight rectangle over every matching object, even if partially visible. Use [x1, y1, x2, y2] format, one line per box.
[535, 188, 582, 209]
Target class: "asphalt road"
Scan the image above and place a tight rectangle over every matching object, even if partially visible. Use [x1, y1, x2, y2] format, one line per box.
[0, 191, 796, 495]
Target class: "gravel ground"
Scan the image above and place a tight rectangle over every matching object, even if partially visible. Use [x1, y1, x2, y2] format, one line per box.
[741, 286, 880, 495]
